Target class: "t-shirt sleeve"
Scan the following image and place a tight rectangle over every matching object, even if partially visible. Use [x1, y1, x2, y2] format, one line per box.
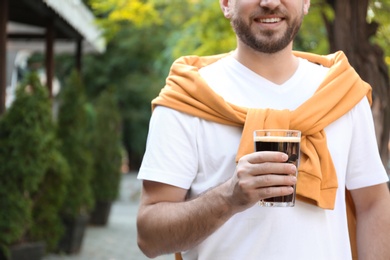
[137, 106, 199, 189]
[346, 97, 389, 190]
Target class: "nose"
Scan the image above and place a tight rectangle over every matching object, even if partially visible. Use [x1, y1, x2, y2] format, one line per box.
[260, 0, 281, 9]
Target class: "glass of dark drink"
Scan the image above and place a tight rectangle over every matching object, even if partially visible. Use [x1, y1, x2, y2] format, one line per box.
[253, 129, 301, 207]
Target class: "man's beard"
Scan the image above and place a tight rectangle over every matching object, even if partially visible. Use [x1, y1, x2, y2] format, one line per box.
[230, 11, 303, 54]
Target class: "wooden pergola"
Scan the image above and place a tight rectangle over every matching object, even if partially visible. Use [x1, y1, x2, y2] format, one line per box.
[0, 0, 105, 115]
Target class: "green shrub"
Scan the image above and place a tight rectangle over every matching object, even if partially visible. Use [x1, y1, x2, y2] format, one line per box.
[0, 73, 53, 256]
[90, 87, 122, 203]
[0, 190, 31, 257]
[57, 71, 94, 219]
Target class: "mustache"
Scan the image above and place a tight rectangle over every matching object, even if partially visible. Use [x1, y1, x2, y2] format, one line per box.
[250, 7, 287, 18]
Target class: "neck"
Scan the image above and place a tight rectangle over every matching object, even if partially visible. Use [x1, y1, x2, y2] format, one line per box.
[232, 42, 299, 85]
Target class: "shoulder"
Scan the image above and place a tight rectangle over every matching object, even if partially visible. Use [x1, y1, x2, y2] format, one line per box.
[152, 106, 201, 126]
[173, 52, 232, 69]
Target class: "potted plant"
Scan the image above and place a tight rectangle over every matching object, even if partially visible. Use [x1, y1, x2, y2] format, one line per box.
[0, 73, 53, 260]
[89, 87, 122, 226]
[55, 71, 95, 254]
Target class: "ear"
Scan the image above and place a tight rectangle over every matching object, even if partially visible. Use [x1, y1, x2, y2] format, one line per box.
[220, 0, 231, 18]
[303, 0, 311, 15]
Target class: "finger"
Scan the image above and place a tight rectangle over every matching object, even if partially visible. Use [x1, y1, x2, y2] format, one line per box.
[244, 151, 288, 164]
[258, 185, 295, 201]
[254, 174, 297, 189]
[235, 158, 296, 182]
[237, 174, 296, 198]
[252, 162, 297, 177]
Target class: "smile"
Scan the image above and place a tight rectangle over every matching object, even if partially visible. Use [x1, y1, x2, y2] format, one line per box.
[258, 18, 282, 23]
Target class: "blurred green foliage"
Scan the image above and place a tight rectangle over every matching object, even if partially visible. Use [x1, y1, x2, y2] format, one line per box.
[90, 87, 122, 202]
[29, 142, 70, 252]
[0, 73, 60, 256]
[57, 71, 94, 218]
[368, 0, 390, 64]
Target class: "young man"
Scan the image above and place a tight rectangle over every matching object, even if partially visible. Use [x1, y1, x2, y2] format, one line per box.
[137, 0, 390, 259]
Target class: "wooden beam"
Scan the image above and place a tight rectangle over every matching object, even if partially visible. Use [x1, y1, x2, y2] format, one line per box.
[45, 21, 55, 98]
[7, 33, 70, 41]
[7, 33, 46, 40]
[0, 0, 8, 115]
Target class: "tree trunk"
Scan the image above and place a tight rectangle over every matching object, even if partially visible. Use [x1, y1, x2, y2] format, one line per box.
[324, 0, 390, 168]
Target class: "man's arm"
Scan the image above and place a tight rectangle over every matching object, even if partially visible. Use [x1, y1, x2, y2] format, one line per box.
[136, 151, 297, 258]
[351, 183, 390, 260]
[136, 180, 234, 258]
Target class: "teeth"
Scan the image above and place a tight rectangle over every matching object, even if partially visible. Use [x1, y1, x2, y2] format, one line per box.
[260, 18, 281, 23]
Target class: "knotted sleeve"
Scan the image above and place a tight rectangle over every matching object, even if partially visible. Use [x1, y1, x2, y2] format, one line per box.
[235, 108, 291, 162]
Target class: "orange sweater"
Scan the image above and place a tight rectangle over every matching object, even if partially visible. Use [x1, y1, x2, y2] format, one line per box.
[152, 50, 371, 210]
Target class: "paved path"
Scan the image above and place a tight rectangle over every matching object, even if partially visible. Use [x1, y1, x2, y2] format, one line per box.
[44, 173, 173, 260]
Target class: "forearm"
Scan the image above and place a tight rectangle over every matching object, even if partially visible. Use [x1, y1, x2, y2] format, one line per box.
[356, 197, 390, 259]
[137, 182, 233, 258]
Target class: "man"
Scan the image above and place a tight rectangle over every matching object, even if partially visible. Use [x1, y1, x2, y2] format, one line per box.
[137, 0, 390, 259]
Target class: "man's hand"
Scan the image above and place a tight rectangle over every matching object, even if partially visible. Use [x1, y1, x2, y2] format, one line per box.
[225, 151, 297, 213]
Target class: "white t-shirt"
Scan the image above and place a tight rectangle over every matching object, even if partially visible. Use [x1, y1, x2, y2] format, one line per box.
[138, 55, 388, 260]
